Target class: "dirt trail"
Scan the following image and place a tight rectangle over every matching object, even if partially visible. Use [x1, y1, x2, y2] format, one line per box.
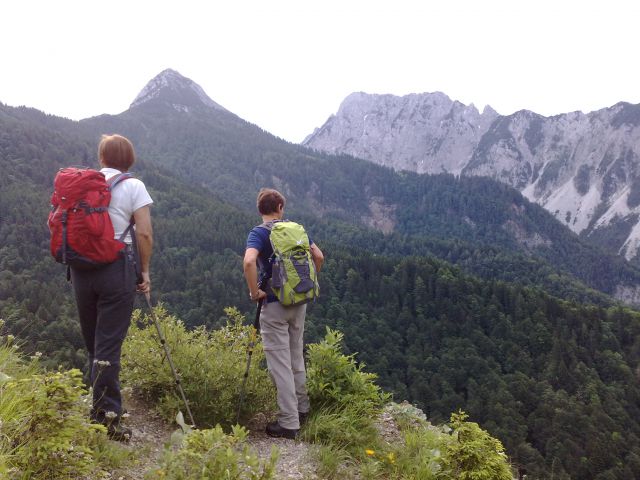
[106, 393, 318, 479]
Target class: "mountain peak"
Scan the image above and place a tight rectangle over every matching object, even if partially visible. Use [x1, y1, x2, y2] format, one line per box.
[130, 69, 226, 112]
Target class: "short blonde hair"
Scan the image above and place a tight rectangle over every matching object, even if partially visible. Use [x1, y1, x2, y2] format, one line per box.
[98, 134, 136, 171]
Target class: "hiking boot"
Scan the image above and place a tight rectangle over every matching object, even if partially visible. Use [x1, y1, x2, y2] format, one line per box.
[106, 422, 132, 442]
[90, 411, 132, 442]
[299, 411, 309, 426]
[90, 408, 128, 423]
[266, 421, 298, 439]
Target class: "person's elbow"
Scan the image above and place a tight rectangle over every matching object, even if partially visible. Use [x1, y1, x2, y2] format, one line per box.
[133, 206, 153, 244]
[243, 256, 253, 273]
[136, 226, 153, 245]
[243, 249, 258, 273]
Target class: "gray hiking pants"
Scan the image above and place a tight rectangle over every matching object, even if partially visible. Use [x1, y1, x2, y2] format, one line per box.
[260, 301, 310, 430]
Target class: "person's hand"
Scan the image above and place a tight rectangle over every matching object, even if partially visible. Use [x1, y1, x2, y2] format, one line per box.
[250, 289, 266, 302]
[137, 271, 151, 293]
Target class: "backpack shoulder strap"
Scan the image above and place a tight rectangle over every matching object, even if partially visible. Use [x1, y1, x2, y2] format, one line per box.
[106, 172, 134, 190]
[110, 174, 140, 280]
[257, 219, 288, 231]
[107, 172, 137, 244]
[254, 220, 284, 272]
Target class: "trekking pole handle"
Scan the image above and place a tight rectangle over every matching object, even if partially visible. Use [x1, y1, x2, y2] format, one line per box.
[253, 298, 263, 332]
[252, 277, 267, 331]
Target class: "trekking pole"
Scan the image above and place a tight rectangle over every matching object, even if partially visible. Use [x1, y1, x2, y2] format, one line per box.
[143, 292, 196, 428]
[236, 294, 264, 424]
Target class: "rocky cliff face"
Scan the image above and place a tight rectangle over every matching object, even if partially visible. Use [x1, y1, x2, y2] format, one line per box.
[304, 94, 640, 260]
[304, 92, 499, 175]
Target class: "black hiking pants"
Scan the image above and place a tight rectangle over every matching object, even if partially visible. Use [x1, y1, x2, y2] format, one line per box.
[70, 255, 137, 419]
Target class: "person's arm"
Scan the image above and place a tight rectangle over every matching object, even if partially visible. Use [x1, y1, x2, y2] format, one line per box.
[310, 243, 324, 272]
[133, 205, 153, 293]
[243, 247, 267, 302]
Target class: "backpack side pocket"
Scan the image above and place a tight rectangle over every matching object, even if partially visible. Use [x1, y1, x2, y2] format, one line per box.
[292, 257, 314, 293]
[271, 259, 284, 289]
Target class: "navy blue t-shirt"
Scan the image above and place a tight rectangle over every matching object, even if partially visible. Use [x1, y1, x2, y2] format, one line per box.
[246, 223, 313, 303]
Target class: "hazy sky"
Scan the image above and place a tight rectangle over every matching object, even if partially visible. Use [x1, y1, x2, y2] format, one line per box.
[1, 0, 638, 143]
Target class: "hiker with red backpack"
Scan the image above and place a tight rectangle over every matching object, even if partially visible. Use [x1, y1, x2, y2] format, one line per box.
[243, 188, 324, 439]
[49, 134, 153, 441]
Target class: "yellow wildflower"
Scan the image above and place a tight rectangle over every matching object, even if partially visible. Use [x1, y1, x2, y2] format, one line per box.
[365, 449, 375, 456]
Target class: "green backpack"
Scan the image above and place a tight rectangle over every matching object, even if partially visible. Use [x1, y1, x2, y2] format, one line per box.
[264, 220, 319, 306]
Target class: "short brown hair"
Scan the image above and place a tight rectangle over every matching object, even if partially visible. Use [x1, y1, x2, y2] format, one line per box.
[98, 134, 136, 171]
[257, 188, 286, 215]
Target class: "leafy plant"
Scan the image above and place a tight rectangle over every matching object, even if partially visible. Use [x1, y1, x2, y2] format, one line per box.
[306, 328, 389, 413]
[0, 338, 129, 479]
[122, 305, 275, 427]
[149, 424, 278, 480]
[439, 411, 513, 480]
[9, 369, 103, 478]
[302, 328, 390, 477]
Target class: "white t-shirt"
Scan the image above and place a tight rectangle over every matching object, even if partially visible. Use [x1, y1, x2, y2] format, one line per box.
[101, 167, 153, 244]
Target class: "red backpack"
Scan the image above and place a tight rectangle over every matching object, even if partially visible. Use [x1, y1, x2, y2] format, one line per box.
[48, 167, 133, 270]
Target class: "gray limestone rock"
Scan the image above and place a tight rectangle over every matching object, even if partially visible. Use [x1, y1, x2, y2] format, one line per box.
[304, 94, 640, 260]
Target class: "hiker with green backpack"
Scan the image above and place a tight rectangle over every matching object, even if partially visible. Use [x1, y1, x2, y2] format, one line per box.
[243, 188, 324, 439]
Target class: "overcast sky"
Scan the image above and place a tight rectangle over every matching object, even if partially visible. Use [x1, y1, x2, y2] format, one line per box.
[1, 0, 639, 143]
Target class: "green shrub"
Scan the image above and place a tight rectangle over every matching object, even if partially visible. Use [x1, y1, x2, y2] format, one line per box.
[302, 328, 390, 477]
[366, 406, 513, 480]
[306, 328, 389, 413]
[149, 424, 278, 480]
[9, 369, 104, 478]
[439, 411, 513, 480]
[122, 305, 275, 427]
[0, 330, 132, 480]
